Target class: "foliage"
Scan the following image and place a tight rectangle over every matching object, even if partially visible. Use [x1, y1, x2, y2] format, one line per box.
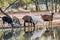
[0, 0, 15, 8]
[0, 0, 4, 7]
[22, 0, 32, 4]
[0, 0, 60, 11]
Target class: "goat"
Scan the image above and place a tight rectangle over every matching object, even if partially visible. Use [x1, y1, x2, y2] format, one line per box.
[12, 16, 22, 31]
[40, 13, 54, 28]
[41, 13, 54, 21]
[0, 8, 14, 32]
[12, 16, 20, 25]
[22, 15, 35, 32]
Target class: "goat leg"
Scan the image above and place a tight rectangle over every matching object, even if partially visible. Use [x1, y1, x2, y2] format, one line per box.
[24, 22, 26, 32]
[33, 23, 35, 32]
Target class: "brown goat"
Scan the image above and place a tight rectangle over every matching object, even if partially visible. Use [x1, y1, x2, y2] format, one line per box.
[41, 13, 54, 21]
[41, 13, 55, 38]
[41, 13, 54, 31]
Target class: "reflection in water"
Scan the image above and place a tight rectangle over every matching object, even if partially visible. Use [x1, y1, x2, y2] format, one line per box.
[0, 27, 59, 40]
[23, 32, 33, 40]
[3, 31, 13, 40]
[13, 29, 21, 40]
[0, 29, 21, 40]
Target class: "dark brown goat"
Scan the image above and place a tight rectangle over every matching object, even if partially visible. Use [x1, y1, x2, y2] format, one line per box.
[22, 15, 35, 32]
[0, 8, 14, 32]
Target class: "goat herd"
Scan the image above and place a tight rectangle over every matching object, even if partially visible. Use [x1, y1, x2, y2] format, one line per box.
[0, 8, 55, 38]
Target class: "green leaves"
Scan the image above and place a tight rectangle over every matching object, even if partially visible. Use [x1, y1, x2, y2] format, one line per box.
[22, 0, 32, 4]
[0, 0, 15, 8]
[0, 0, 4, 7]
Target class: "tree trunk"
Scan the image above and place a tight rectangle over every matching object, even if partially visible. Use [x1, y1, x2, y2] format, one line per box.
[55, 0, 57, 12]
[59, 4, 60, 12]
[35, 0, 39, 11]
[59, 0, 60, 12]
[25, 4, 28, 10]
[46, 0, 48, 10]
[55, 3, 57, 12]
[52, 0, 53, 12]
[4, 0, 17, 11]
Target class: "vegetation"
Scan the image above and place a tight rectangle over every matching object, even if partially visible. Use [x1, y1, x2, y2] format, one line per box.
[0, 0, 60, 12]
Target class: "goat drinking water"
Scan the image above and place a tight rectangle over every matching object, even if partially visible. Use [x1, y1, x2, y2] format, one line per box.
[22, 15, 35, 33]
[0, 8, 14, 32]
